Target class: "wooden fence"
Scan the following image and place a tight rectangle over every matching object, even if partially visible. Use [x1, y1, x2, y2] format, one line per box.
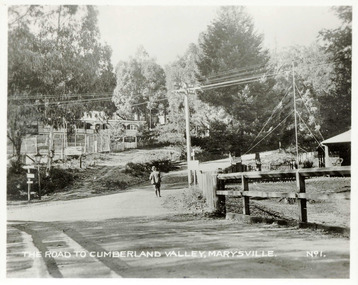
[197, 166, 351, 223]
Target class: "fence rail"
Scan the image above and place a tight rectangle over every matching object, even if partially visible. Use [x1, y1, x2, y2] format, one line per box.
[197, 166, 351, 224]
[216, 190, 350, 200]
[217, 166, 351, 180]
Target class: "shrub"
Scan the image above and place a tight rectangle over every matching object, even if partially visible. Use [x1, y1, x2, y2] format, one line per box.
[8, 159, 26, 175]
[41, 168, 77, 195]
[124, 159, 179, 177]
[6, 166, 76, 200]
[7, 172, 28, 199]
[302, 160, 314, 168]
[100, 173, 143, 190]
[124, 162, 150, 177]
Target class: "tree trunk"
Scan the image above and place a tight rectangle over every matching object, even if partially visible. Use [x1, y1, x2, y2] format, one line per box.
[14, 136, 22, 163]
[46, 125, 54, 176]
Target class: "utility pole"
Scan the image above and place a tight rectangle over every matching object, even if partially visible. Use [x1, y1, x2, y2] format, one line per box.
[173, 82, 193, 186]
[183, 83, 192, 186]
[292, 61, 299, 168]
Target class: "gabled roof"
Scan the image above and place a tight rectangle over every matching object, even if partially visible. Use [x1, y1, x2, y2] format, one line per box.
[322, 130, 351, 144]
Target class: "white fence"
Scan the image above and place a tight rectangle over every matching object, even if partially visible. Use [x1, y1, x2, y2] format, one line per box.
[8, 130, 111, 160]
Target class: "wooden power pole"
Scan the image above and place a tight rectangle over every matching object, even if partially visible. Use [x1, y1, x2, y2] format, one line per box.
[183, 83, 192, 186]
[173, 82, 193, 186]
[292, 61, 299, 168]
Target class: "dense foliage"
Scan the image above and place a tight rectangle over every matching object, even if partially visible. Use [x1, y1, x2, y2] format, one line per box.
[318, 6, 352, 137]
[8, 5, 351, 166]
[8, 5, 116, 163]
[112, 46, 167, 126]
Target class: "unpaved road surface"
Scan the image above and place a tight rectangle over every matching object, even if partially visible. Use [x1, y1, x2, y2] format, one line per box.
[7, 185, 350, 278]
[6, 151, 350, 278]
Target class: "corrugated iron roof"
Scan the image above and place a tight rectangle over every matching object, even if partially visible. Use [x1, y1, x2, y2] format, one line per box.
[322, 130, 351, 144]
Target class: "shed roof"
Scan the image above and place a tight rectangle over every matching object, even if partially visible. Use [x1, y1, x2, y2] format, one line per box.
[321, 130, 351, 144]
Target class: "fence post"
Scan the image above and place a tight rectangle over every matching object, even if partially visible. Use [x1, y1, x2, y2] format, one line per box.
[214, 169, 226, 215]
[296, 172, 307, 223]
[242, 174, 250, 215]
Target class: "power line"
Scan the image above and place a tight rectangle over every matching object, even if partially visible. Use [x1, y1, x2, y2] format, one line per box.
[206, 63, 267, 79]
[244, 110, 294, 155]
[192, 70, 283, 92]
[130, 98, 168, 107]
[202, 60, 333, 86]
[202, 77, 266, 91]
[296, 111, 324, 149]
[20, 95, 168, 108]
[245, 86, 292, 151]
[205, 66, 269, 84]
[21, 97, 114, 107]
[8, 92, 114, 101]
[294, 83, 325, 141]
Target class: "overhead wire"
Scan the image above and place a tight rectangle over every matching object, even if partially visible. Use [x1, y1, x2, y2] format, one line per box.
[8, 59, 334, 102]
[206, 63, 267, 79]
[21, 96, 114, 107]
[192, 69, 286, 92]
[244, 86, 292, 152]
[294, 83, 325, 140]
[8, 91, 114, 101]
[198, 64, 266, 84]
[244, 110, 294, 155]
[19, 95, 169, 108]
[205, 66, 269, 84]
[296, 111, 324, 149]
[202, 60, 333, 86]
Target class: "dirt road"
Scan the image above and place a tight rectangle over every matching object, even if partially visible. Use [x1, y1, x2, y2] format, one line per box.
[7, 184, 350, 278]
[6, 151, 350, 278]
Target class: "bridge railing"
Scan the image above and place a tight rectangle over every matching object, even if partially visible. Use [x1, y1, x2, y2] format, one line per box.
[200, 166, 351, 223]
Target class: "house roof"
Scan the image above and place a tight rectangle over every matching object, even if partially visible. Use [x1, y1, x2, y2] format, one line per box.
[321, 130, 351, 144]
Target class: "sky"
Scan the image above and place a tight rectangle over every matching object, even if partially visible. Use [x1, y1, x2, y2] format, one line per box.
[96, 5, 342, 67]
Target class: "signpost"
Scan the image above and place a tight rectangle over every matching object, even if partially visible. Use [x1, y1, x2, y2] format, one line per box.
[24, 165, 35, 202]
[27, 173, 35, 179]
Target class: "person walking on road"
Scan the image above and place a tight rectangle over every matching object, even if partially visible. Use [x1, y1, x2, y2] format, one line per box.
[149, 166, 161, 197]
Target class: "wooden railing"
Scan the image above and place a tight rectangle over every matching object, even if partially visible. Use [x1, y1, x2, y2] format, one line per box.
[201, 166, 351, 223]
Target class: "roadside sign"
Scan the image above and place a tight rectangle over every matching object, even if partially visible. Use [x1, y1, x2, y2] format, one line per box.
[27, 173, 35, 179]
[27, 180, 33, 184]
[23, 165, 36, 169]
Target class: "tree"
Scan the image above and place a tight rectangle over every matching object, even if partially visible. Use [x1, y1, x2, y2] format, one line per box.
[112, 46, 167, 127]
[318, 6, 352, 137]
[7, 17, 43, 162]
[265, 44, 334, 152]
[108, 121, 126, 143]
[196, 6, 278, 154]
[8, 5, 116, 166]
[163, 43, 232, 152]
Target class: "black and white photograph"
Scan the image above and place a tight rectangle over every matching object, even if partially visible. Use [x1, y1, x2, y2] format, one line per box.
[1, 0, 357, 281]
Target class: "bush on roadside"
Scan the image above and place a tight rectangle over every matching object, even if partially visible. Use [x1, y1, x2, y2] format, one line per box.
[302, 160, 314, 168]
[7, 172, 28, 200]
[124, 159, 179, 177]
[40, 168, 78, 195]
[8, 159, 26, 175]
[7, 166, 77, 200]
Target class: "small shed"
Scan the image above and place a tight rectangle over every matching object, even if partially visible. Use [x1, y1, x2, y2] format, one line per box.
[318, 130, 351, 167]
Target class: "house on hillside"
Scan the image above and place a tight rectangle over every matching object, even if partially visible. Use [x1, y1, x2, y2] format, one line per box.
[318, 130, 351, 167]
[81, 111, 146, 151]
[12, 111, 146, 163]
